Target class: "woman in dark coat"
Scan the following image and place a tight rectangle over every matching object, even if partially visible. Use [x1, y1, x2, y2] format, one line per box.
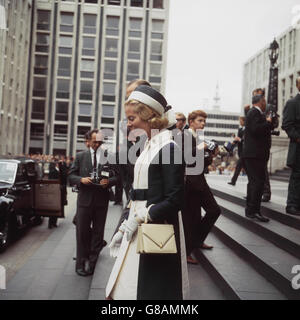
[106, 86, 189, 300]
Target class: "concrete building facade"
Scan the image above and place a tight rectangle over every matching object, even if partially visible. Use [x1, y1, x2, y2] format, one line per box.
[204, 108, 240, 147]
[25, 0, 169, 156]
[241, 26, 300, 172]
[0, 0, 34, 155]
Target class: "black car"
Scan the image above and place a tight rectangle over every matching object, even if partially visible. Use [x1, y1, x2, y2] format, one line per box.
[0, 156, 65, 252]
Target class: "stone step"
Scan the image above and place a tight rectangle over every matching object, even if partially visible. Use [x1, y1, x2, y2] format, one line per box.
[215, 197, 300, 260]
[210, 214, 300, 299]
[270, 175, 290, 183]
[210, 186, 300, 231]
[193, 232, 287, 300]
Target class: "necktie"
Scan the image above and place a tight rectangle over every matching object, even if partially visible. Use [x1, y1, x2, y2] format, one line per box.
[93, 150, 97, 170]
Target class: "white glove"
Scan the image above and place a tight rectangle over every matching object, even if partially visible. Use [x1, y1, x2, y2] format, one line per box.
[109, 221, 126, 258]
[125, 208, 151, 242]
[125, 215, 140, 242]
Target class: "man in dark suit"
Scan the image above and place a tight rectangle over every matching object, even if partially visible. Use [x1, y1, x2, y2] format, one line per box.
[68, 129, 118, 276]
[183, 110, 221, 264]
[243, 95, 272, 222]
[282, 77, 300, 216]
[228, 116, 245, 186]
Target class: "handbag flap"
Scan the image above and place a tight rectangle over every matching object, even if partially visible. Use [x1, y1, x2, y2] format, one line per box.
[141, 224, 175, 249]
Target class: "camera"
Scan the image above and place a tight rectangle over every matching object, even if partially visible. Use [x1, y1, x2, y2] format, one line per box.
[91, 168, 101, 184]
[265, 104, 280, 136]
[204, 140, 218, 157]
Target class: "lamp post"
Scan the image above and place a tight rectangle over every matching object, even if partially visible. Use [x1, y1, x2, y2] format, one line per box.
[267, 39, 279, 112]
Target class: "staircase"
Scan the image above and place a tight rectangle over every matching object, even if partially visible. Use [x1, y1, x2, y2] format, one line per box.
[193, 176, 300, 300]
[270, 168, 291, 182]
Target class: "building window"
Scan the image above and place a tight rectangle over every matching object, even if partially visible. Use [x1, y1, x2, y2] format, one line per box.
[108, 0, 121, 5]
[102, 105, 115, 117]
[104, 60, 117, 80]
[33, 77, 47, 97]
[59, 35, 73, 54]
[37, 10, 51, 31]
[36, 33, 50, 53]
[102, 104, 115, 124]
[54, 125, 68, 141]
[58, 56, 72, 77]
[152, 19, 164, 39]
[82, 36, 96, 56]
[149, 63, 161, 82]
[55, 101, 69, 121]
[105, 38, 118, 57]
[103, 82, 116, 101]
[77, 126, 91, 141]
[84, 14, 97, 34]
[34, 55, 48, 75]
[153, 0, 163, 9]
[30, 123, 44, 140]
[31, 100, 45, 120]
[80, 59, 95, 78]
[80, 81, 93, 100]
[150, 41, 162, 61]
[127, 61, 139, 80]
[131, 0, 143, 7]
[106, 16, 119, 36]
[56, 79, 70, 99]
[129, 17, 142, 38]
[60, 12, 74, 33]
[78, 103, 92, 123]
[128, 39, 141, 59]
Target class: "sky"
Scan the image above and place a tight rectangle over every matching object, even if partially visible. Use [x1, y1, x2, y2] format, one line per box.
[165, 0, 300, 115]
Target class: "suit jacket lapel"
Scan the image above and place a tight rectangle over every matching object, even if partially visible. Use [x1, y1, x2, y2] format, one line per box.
[85, 150, 93, 172]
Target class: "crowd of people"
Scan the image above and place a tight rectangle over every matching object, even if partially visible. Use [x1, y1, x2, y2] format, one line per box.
[11, 76, 299, 300]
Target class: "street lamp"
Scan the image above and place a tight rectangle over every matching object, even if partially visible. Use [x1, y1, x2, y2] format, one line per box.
[267, 38, 279, 114]
[269, 38, 279, 67]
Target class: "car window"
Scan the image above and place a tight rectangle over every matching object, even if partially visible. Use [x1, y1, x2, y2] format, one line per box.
[15, 164, 28, 184]
[0, 162, 17, 184]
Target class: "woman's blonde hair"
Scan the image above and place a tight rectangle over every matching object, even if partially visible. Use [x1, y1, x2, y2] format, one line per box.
[125, 99, 169, 130]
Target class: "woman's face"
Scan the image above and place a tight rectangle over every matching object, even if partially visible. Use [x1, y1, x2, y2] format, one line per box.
[125, 105, 150, 134]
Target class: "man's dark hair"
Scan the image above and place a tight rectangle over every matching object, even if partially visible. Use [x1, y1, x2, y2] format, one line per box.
[252, 94, 263, 105]
[252, 88, 265, 97]
[89, 129, 100, 139]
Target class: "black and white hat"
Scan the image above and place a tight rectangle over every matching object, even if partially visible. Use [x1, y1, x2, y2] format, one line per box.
[127, 85, 171, 116]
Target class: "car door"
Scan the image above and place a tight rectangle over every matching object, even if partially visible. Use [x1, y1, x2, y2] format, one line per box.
[13, 164, 33, 217]
[34, 178, 65, 218]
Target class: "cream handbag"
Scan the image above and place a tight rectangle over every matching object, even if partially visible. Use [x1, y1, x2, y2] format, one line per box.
[136, 214, 177, 254]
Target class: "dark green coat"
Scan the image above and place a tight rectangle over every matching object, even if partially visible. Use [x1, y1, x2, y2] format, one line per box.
[282, 94, 300, 168]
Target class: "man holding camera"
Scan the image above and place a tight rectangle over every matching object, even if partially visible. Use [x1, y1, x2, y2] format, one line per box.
[243, 95, 272, 222]
[282, 77, 300, 216]
[183, 110, 221, 264]
[69, 129, 119, 276]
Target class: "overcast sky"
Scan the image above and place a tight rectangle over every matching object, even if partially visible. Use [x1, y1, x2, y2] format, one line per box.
[165, 0, 300, 115]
